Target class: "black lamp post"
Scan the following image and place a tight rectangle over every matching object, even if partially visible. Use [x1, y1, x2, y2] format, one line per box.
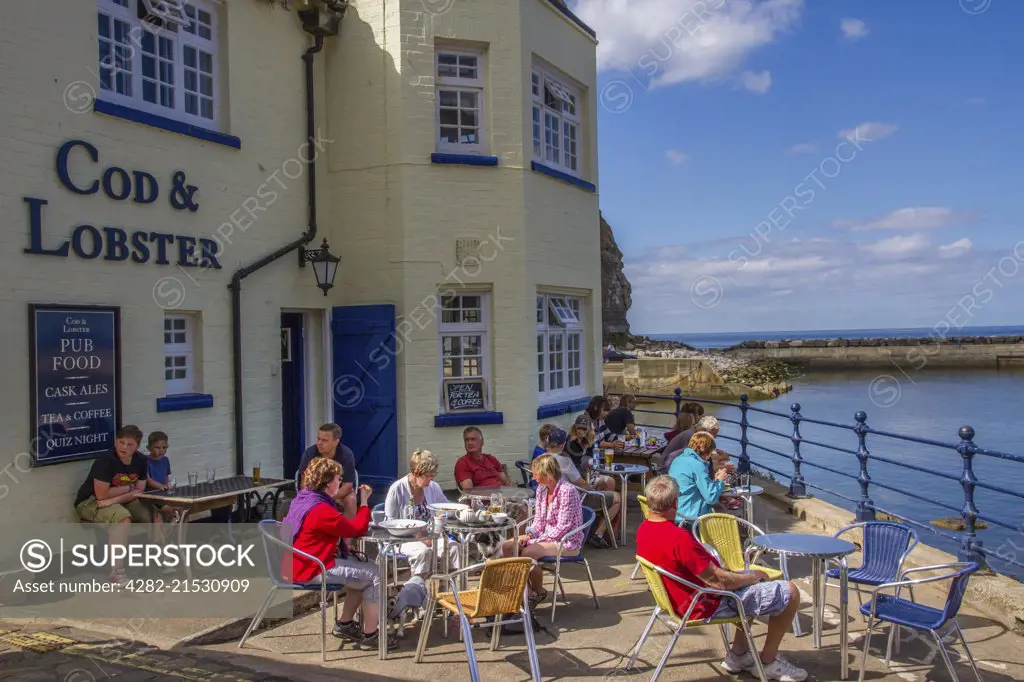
[298, 237, 340, 295]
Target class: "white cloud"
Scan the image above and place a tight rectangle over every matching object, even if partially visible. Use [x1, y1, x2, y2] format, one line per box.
[786, 142, 818, 154]
[741, 70, 772, 94]
[574, 0, 803, 89]
[665, 149, 689, 165]
[837, 121, 899, 141]
[860, 233, 930, 258]
[834, 207, 979, 231]
[840, 18, 868, 40]
[939, 238, 973, 258]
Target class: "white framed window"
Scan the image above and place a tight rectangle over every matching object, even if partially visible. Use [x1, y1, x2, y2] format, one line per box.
[97, 0, 220, 128]
[537, 292, 586, 403]
[439, 293, 491, 408]
[163, 313, 196, 395]
[436, 48, 485, 154]
[531, 66, 582, 176]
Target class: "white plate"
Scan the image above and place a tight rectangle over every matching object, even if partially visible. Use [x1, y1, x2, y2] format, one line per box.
[379, 519, 427, 537]
[427, 502, 469, 512]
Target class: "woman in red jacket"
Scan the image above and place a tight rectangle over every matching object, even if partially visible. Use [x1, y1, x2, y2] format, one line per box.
[283, 457, 395, 650]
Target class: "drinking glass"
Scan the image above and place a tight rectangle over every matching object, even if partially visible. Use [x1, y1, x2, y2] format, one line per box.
[252, 462, 262, 483]
[603, 449, 614, 469]
[188, 471, 198, 488]
[166, 476, 176, 493]
[206, 468, 216, 483]
[490, 493, 504, 514]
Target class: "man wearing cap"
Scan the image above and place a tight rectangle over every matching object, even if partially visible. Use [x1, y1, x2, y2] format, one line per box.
[544, 427, 621, 548]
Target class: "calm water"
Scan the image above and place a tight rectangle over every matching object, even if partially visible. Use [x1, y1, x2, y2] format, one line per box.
[652, 325, 1024, 349]
[636, 368, 1024, 580]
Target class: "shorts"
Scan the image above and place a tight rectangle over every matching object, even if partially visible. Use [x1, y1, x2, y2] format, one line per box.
[710, 579, 792, 619]
[75, 497, 153, 524]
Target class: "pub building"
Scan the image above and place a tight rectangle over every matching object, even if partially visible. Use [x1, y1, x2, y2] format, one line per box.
[0, 0, 601, 526]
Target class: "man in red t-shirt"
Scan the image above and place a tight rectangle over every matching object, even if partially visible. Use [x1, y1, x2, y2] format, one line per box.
[635, 476, 807, 682]
[454, 427, 511, 490]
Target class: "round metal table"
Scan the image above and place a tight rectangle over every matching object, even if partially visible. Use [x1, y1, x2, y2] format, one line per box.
[752, 533, 857, 679]
[720, 484, 764, 527]
[461, 486, 532, 501]
[440, 516, 519, 589]
[592, 463, 650, 544]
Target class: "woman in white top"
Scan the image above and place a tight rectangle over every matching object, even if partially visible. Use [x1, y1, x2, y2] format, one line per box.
[383, 448, 460, 578]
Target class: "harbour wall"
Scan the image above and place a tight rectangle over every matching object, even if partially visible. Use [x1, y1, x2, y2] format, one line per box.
[723, 338, 1024, 369]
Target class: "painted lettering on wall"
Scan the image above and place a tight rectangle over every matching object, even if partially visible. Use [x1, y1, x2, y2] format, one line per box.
[22, 140, 221, 269]
[30, 305, 122, 466]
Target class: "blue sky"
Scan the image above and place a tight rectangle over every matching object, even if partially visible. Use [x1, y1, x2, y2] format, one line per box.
[572, 0, 1024, 334]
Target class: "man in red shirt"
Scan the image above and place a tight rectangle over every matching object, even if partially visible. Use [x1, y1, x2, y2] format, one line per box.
[635, 475, 807, 682]
[454, 427, 511, 490]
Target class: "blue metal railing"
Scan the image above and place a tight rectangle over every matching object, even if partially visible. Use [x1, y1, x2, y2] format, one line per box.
[633, 388, 1024, 573]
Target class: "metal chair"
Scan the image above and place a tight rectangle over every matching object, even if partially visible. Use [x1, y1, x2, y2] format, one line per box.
[858, 562, 981, 682]
[629, 494, 651, 580]
[372, 503, 410, 580]
[626, 556, 768, 682]
[415, 557, 542, 682]
[515, 460, 537, 490]
[239, 519, 343, 661]
[570, 482, 618, 549]
[692, 513, 791, 640]
[536, 505, 601, 623]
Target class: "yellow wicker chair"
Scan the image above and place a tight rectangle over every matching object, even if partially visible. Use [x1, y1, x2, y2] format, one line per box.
[629, 495, 651, 580]
[626, 557, 767, 682]
[415, 557, 541, 682]
[693, 513, 799, 637]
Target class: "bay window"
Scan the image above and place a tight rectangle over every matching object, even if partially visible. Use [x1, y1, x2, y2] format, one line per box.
[531, 67, 581, 176]
[537, 293, 585, 403]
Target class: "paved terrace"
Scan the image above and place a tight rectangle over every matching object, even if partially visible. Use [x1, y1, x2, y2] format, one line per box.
[189, 498, 1024, 682]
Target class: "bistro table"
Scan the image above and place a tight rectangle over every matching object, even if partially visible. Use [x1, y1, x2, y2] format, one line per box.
[461, 486, 532, 502]
[138, 475, 290, 578]
[751, 533, 857, 680]
[720, 484, 764, 527]
[441, 516, 520, 590]
[591, 463, 650, 544]
[359, 524, 436, 661]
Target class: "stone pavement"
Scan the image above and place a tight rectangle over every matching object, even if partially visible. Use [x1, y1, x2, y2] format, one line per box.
[197, 498, 1024, 681]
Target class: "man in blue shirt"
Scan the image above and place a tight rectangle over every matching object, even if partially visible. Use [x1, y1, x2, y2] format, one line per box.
[667, 431, 730, 526]
[298, 423, 358, 520]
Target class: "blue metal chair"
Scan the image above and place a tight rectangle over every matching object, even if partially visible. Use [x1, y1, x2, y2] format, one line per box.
[536, 505, 601, 623]
[857, 561, 981, 682]
[515, 460, 537, 490]
[825, 521, 919, 600]
[239, 519, 344, 661]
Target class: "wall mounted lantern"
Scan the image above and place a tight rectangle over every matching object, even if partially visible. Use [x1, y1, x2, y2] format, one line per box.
[298, 237, 340, 295]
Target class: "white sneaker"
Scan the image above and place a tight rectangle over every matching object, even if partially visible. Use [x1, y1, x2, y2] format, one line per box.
[761, 654, 808, 682]
[722, 649, 756, 673]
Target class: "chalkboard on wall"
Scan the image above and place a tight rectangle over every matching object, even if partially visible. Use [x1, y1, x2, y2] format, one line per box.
[443, 378, 487, 412]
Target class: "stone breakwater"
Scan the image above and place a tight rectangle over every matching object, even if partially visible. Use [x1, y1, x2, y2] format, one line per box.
[725, 335, 1024, 350]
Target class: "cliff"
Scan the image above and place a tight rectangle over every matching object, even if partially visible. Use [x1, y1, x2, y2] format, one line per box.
[600, 212, 632, 344]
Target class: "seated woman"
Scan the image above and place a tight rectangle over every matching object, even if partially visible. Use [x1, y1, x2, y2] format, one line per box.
[500, 454, 583, 609]
[546, 428, 620, 548]
[283, 457, 396, 651]
[383, 448, 460, 578]
[564, 414, 595, 473]
[667, 431, 731, 528]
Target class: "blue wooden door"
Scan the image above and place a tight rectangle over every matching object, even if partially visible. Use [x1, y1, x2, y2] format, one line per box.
[331, 305, 398, 490]
[280, 313, 306, 480]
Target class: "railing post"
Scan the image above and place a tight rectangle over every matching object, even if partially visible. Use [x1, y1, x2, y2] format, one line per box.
[957, 425, 985, 567]
[738, 394, 750, 477]
[672, 388, 682, 417]
[853, 411, 875, 521]
[788, 403, 807, 498]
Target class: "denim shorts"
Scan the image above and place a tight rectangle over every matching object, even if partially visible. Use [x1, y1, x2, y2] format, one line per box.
[711, 579, 791, 619]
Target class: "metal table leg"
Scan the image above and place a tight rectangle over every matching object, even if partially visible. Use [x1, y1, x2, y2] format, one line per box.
[176, 509, 192, 580]
[619, 474, 628, 545]
[812, 557, 822, 649]
[840, 556, 849, 680]
[379, 541, 389, 660]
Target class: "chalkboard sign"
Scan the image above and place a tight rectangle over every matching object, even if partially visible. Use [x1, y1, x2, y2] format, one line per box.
[29, 304, 122, 466]
[443, 378, 487, 412]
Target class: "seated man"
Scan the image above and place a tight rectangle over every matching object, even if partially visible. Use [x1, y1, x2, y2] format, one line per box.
[297, 423, 358, 519]
[454, 426, 510, 490]
[636, 475, 806, 682]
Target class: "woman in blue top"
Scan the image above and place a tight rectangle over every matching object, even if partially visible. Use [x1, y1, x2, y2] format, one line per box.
[667, 431, 731, 525]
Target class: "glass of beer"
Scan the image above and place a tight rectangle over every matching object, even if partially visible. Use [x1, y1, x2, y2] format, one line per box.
[252, 461, 261, 482]
[490, 492, 504, 514]
[603, 449, 614, 469]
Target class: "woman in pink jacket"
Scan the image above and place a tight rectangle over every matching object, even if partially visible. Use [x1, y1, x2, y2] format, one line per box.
[500, 454, 583, 608]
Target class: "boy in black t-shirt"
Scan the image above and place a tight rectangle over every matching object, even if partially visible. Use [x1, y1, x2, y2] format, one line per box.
[73, 424, 154, 583]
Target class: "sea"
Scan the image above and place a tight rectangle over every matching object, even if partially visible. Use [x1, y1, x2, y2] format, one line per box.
[637, 326, 1024, 580]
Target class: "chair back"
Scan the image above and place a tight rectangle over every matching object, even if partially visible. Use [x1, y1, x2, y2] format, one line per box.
[636, 556, 679, 618]
[257, 519, 294, 587]
[856, 521, 917, 580]
[694, 513, 745, 572]
[472, 557, 534, 617]
[637, 494, 650, 520]
[568, 505, 597, 553]
[940, 562, 979, 622]
[515, 460, 534, 489]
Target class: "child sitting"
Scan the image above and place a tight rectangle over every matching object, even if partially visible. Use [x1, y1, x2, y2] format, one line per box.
[145, 432, 178, 540]
[533, 423, 557, 460]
